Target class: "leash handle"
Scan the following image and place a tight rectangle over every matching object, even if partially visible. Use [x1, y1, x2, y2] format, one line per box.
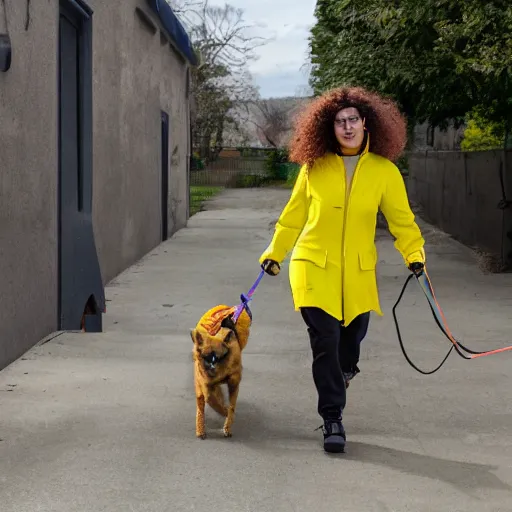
[392, 273, 455, 375]
[418, 269, 512, 359]
[232, 269, 265, 323]
[395, 264, 512, 375]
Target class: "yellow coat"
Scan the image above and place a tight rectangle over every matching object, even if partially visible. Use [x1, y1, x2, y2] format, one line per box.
[259, 147, 425, 326]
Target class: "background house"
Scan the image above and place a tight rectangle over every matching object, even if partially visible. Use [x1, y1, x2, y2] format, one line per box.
[0, 0, 196, 370]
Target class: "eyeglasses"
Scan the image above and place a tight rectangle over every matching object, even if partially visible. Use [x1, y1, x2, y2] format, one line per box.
[334, 116, 362, 128]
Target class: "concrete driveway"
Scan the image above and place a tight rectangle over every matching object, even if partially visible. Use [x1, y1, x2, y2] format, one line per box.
[2, 187, 512, 511]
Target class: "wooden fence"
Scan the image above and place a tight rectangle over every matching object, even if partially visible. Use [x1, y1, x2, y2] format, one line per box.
[190, 156, 267, 186]
[408, 149, 512, 265]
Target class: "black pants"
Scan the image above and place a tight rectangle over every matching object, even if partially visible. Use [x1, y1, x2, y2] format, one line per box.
[300, 307, 370, 419]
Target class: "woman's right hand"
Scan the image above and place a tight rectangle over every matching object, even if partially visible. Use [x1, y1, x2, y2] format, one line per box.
[261, 259, 280, 276]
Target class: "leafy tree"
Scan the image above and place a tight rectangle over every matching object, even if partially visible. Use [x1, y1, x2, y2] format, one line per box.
[170, 0, 268, 159]
[308, 0, 512, 143]
[434, 0, 512, 146]
[460, 108, 506, 151]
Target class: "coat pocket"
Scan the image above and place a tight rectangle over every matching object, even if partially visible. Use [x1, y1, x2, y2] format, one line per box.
[291, 246, 328, 268]
[358, 248, 377, 270]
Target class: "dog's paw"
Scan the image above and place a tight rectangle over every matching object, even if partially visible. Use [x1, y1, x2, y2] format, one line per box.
[223, 429, 232, 438]
[196, 432, 207, 440]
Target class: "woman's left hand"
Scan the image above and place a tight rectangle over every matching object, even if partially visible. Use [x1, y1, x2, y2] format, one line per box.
[409, 262, 424, 275]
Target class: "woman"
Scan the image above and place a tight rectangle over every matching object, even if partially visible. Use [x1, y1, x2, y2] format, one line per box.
[258, 86, 425, 454]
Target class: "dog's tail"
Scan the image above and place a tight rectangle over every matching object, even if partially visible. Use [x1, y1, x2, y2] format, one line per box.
[208, 386, 228, 417]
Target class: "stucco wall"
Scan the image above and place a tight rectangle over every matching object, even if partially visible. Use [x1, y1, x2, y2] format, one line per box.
[161, 40, 190, 231]
[0, 0, 59, 369]
[92, 0, 188, 282]
[0, 0, 191, 369]
[90, 0, 190, 284]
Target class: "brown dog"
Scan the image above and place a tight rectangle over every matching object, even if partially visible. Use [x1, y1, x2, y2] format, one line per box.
[190, 304, 251, 439]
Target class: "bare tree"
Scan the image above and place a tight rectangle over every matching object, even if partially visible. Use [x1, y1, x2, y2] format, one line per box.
[169, 0, 269, 159]
[233, 97, 311, 148]
[190, 3, 267, 70]
[251, 99, 295, 147]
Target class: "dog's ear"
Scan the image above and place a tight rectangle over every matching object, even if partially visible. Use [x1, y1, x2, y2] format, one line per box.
[221, 316, 236, 331]
[223, 329, 233, 344]
[190, 329, 203, 346]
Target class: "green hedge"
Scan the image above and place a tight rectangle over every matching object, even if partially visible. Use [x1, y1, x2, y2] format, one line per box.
[264, 148, 302, 186]
[285, 163, 300, 186]
[265, 148, 290, 180]
[278, 162, 300, 181]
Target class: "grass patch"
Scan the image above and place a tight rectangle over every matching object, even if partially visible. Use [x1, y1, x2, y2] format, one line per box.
[190, 186, 223, 216]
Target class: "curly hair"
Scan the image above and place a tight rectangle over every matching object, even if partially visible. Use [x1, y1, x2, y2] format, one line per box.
[289, 86, 407, 168]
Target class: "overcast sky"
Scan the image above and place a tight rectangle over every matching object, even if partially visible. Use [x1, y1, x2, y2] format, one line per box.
[208, 0, 316, 98]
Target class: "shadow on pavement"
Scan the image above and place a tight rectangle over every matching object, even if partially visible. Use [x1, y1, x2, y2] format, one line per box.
[344, 440, 511, 495]
[224, 402, 512, 496]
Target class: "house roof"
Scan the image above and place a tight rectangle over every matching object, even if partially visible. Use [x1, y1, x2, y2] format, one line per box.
[146, 0, 198, 66]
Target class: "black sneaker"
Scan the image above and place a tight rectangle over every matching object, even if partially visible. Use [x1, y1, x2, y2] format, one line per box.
[320, 415, 346, 453]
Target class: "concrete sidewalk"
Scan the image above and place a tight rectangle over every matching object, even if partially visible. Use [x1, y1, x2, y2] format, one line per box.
[2, 188, 512, 512]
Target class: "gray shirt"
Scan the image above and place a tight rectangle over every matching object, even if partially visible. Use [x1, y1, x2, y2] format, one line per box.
[343, 155, 360, 200]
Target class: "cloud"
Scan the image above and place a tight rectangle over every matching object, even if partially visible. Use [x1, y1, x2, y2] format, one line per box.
[208, 0, 316, 98]
[250, 24, 312, 74]
[252, 68, 312, 98]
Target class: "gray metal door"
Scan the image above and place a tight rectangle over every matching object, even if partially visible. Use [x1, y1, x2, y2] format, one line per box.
[58, 0, 104, 331]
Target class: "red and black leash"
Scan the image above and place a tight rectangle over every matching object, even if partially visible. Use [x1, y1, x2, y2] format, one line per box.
[392, 264, 512, 374]
[233, 263, 512, 375]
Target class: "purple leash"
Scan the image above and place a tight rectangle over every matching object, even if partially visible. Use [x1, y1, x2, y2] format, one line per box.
[232, 269, 265, 323]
